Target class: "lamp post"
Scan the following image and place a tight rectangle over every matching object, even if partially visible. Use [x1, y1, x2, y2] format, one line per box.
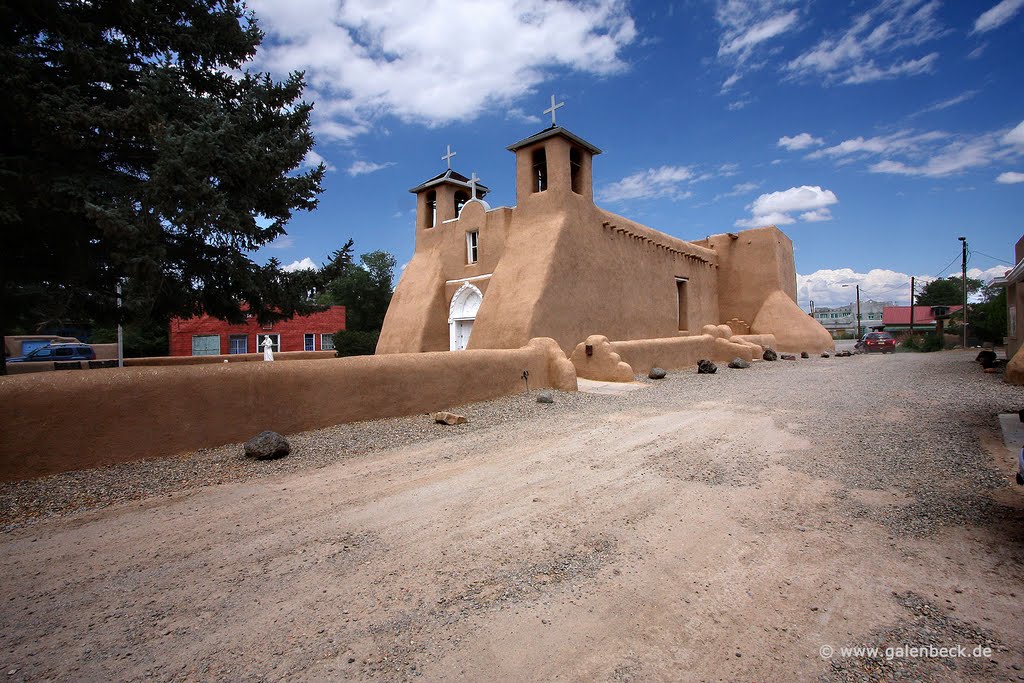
[841, 284, 862, 339]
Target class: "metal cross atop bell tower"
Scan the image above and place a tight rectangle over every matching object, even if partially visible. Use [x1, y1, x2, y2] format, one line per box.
[469, 172, 480, 200]
[442, 144, 456, 169]
[544, 95, 564, 127]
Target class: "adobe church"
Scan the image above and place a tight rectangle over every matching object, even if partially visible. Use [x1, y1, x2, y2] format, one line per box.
[376, 109, 833, 357]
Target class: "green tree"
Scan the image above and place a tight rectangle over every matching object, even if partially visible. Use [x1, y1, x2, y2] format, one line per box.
[970, 284, 1008, 344]
[915, 275, 983, 307]
[1, 0, 325, 371]
[323, 250, 397, 333]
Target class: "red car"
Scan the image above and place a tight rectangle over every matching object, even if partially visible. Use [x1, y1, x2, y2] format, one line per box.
[855, 332, 895, 353]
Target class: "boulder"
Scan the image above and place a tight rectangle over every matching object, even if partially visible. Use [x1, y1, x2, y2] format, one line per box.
[536, 391, 555, 404]
[648, 367, 667, 380]
[432, 411, 468, 425]
[800, 351, 810, 359]
[727, 357, 750, 369]
[780, 354, 797, 361]
[243, 431, 290, 460]
[697, 359, 717, 374]
[762, 348, 778, 361]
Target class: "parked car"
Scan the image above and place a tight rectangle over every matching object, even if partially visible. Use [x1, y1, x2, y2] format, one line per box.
[6, 343, 96, 363]
[854, 332, 896, 353]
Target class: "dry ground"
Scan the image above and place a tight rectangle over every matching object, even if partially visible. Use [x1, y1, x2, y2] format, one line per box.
[1, 350, 1023, 682]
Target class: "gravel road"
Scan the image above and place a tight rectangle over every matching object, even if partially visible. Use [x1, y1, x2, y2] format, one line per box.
[1, 349, 1022, 682]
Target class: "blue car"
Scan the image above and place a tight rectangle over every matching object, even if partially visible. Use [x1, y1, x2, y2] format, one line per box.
[7, 343, 97, 363]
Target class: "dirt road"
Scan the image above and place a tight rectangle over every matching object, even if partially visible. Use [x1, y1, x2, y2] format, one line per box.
[1, 351, 1022, 682]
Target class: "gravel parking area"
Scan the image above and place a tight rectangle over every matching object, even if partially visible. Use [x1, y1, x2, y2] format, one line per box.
[1, 349, 1022, 682]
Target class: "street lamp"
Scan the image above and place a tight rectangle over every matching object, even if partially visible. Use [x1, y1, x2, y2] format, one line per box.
[841, 284, 862, 339]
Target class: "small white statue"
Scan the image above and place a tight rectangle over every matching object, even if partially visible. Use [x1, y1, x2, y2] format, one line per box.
[261, 335, 275, 362]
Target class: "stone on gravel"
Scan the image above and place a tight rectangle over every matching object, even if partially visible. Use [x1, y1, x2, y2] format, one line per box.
[648, 367, 667, 380]
[243, 431, 290, 460]
[762, 348, 778, 361]
[800, 351, 809, 359]
[431, 411, 468, 425]
[697, 359, 717, 374]
[727, 358, 750, 369]
[536, 391, 555, 403]
[780, 354, 797, 361]
[821, 352, 831, 358]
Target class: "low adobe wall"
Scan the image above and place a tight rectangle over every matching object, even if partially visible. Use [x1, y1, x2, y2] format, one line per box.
[569, 327, 771, 382]
[3, 350, 336, 375]
[0, 338, 576, 481]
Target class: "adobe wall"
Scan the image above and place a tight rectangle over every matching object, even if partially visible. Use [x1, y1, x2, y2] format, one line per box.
[3, 350, 336, 375]
[1008, 234, 1024, 361]
[702, 228, 834, 354]
[0, 338, 576, 481]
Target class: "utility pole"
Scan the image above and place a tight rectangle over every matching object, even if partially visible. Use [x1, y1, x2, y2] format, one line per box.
[959, 236, 968, 348]
[909, 277, 915, 335]
[856, 284, 862, 339]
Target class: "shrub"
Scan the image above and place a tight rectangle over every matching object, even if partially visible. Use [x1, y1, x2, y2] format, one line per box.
[332, 330, 380, 357]
[899, 334, 942, 353]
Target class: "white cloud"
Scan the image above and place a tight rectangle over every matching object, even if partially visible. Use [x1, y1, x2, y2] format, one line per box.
[867, 133, 1009, 177]
[778, 132, 824, 150]
[347, 160, 395, 177]
[797, 268, 924, 307]
[972, 0, 1024, 34]
[718, 9, 799, 57]
[1004, 120, 1024, 146]
[283, 257, 318, 272]
[727, 98, 753, 110]
[786, 0, 946, 85]
[265, 235, 295, 250]
[912, 89, 978, 117]
[597, 165, 694, 203]
[969, 265, 1011, 282]
[808, 130, 948, 160]
[249, 0, 637, 140]
[505, 108, 542, 125]
[967, 43, 987, 59]
[720, 72, 742, 92]
[714, 181, 760, 201]
[997, 171, 1024, 184]
[736, 184, 838, 228]
[302, 149, 336, 172]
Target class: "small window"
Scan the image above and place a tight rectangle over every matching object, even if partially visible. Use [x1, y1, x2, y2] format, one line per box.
[321, 334, 335, 351]
[426, 190, 437, 228]
[454, 190, 469, 216]
[228, 335, 248, 354]
[31, 348, 53, 358]
[570, 147, 582, 194]
[466, 230, 479, 264]
[532, 148, 547, 193]
[304, 333, 315, 351]
[676, 278, 688, 331]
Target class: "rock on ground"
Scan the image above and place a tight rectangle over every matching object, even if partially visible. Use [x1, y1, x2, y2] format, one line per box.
[649, 367, 667, 380]
[727, 358, 750, 369]
[536, 391, 555, 404]
[243, 431, 290, 460]
[431, 411, 468, 425]
[800, 351, 809, 359]
[762, 348, 778, 361]
[697, 359, 717, 374]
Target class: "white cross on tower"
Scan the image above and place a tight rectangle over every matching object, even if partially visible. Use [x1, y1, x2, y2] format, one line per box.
[544, 95, 564, 127]
[469, 172, 480, 200]
[442, 144, 456, 169]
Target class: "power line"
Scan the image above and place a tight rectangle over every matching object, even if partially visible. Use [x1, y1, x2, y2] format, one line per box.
[970, 249, 1012, 265]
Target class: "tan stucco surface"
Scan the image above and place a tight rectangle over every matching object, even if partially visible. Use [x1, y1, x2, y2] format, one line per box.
[1007, 345, 1024, 385]
[379, 127, 833, 357]
[0, 339, 575, 481]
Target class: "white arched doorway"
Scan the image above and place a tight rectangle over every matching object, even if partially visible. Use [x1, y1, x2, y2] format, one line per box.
[449, 283, 482, 351]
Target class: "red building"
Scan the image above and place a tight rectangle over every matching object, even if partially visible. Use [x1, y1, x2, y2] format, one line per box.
[169, 306, 346, 356]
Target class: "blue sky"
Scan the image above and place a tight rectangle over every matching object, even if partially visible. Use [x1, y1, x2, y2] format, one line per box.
[246, 0, 1023, 309]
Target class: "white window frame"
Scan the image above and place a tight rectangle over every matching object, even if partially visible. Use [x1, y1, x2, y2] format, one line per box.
[321, 334, 335, 351]
[228, 334, 248, 354]
[466, 230, 479, 264]
[258, 333, 280, 354]
[303, 333, 316, 351]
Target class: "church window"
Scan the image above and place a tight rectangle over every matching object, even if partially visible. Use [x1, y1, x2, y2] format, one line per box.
[676, 277, 688, 331]
[454, 190, 469, 216]
[466, 230, 479, 264]
[570, 147, 582, 194]
[532, 148, 547, 193]
[426, 190, 437, 228]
